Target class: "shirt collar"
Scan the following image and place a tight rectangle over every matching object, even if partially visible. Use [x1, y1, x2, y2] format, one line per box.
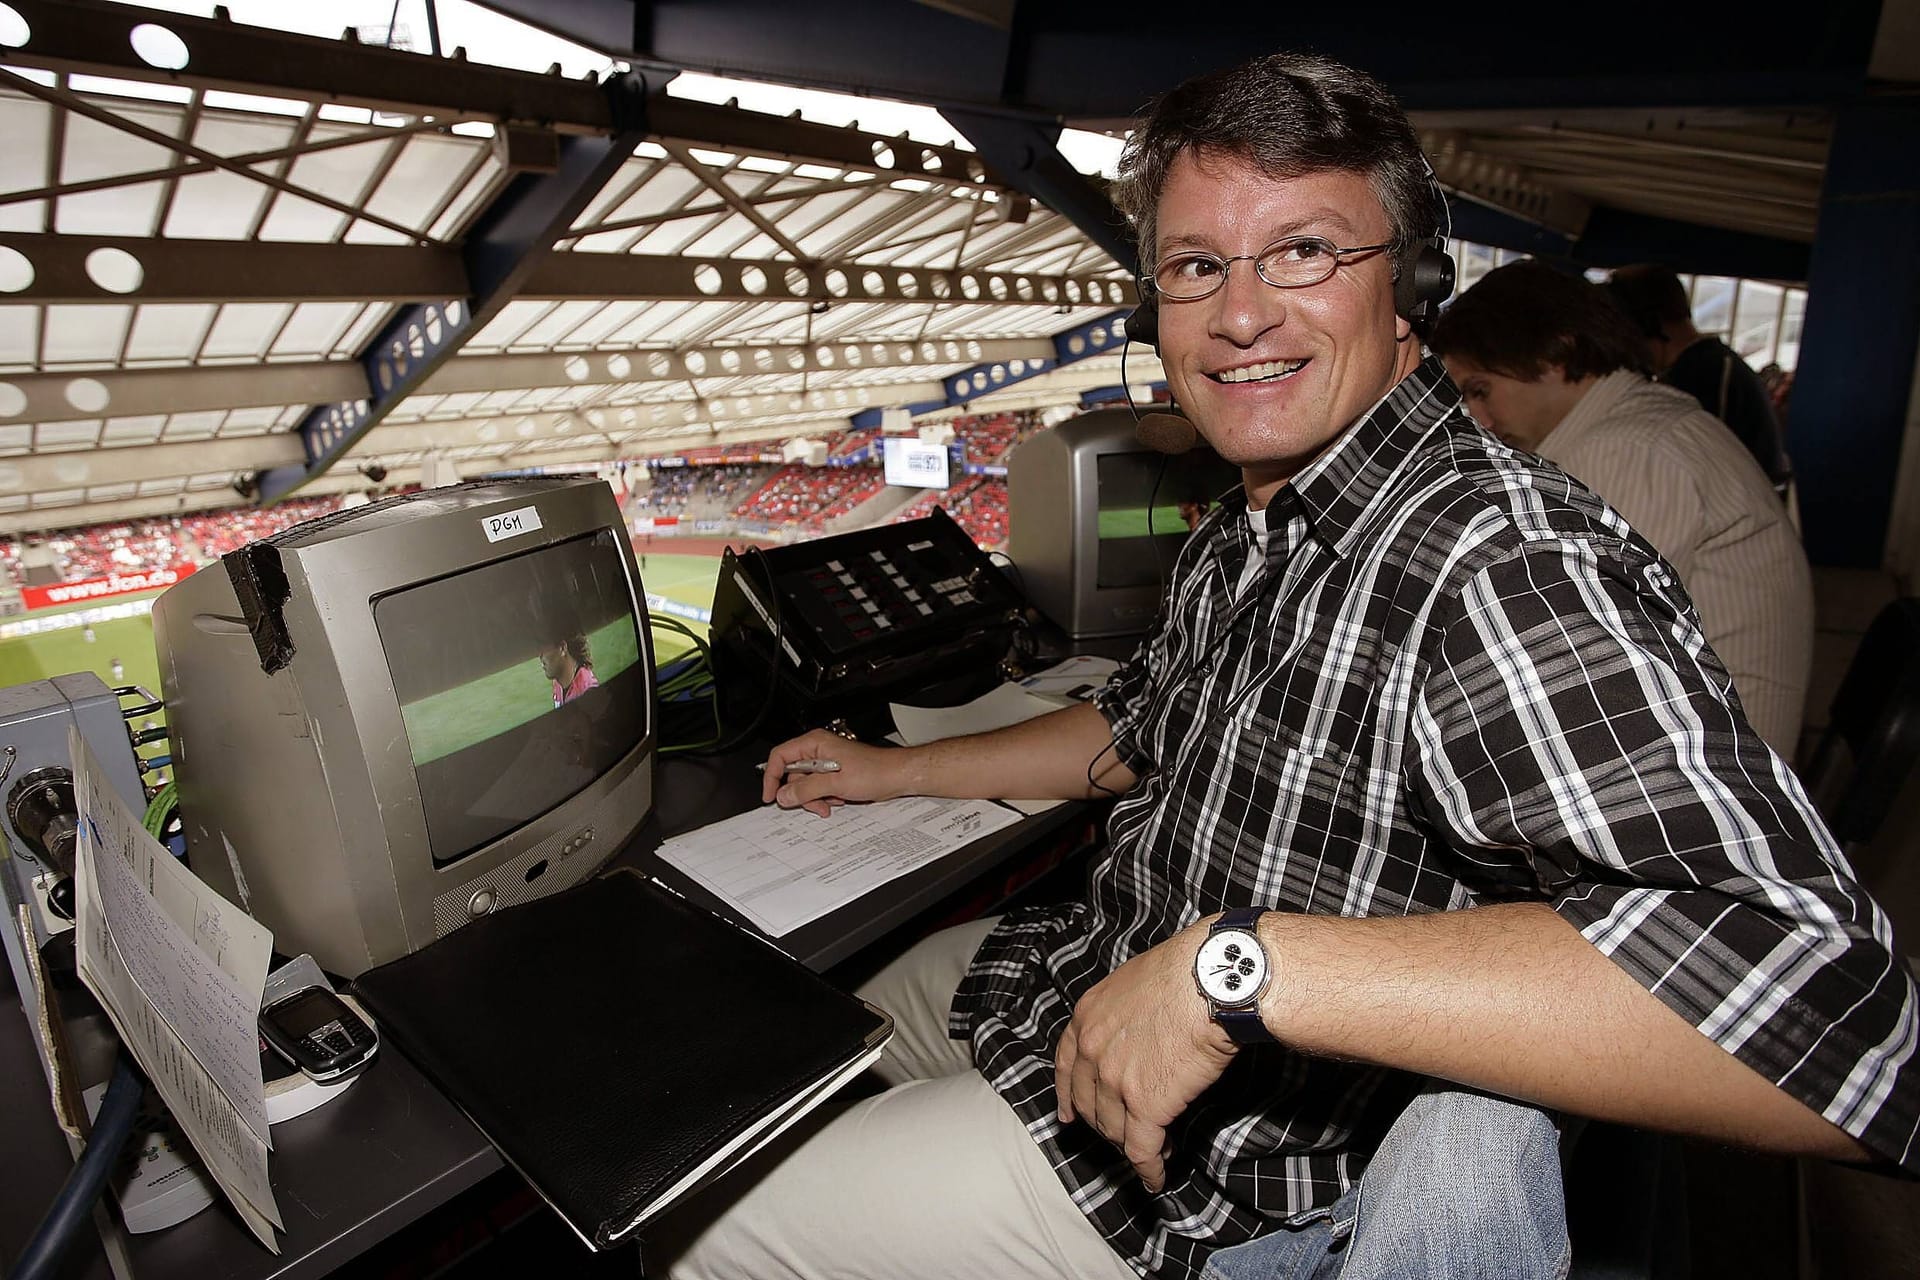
[1538, 369, 1640, 458]
[1266, 356, 1461, 560]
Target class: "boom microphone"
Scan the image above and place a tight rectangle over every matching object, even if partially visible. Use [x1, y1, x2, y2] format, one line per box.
[1135, 411, 1199, 455]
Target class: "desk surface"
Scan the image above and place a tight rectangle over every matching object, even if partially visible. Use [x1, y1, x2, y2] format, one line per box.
[1, 745, 1090, 1280]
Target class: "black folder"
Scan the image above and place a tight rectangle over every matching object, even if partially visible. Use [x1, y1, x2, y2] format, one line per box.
[351, 868, 893, 1250]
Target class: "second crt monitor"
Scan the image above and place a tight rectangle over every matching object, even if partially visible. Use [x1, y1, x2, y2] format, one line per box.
[153, 477, 655, 978]
[1007, 408, 1240, 639]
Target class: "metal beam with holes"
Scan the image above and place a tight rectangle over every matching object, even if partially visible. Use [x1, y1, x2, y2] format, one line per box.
[415, 338, 1050, 395]
[0, 362, 366, 425]
[257, 83, 656, 504]
[0, 233, 1134, 310]
[933, 309, 1137, 408]
[0, 233, 465, 304]
[0, 340, 1054, 427]
[522, 254, 1134, 307]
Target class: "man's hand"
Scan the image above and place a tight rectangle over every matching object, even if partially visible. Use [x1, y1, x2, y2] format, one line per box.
[1055, 916, 1240, 1192]
[761, 730, 920, 817]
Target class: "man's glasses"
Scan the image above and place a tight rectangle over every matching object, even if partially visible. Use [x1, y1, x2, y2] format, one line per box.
[1146, 236, 1396, 302]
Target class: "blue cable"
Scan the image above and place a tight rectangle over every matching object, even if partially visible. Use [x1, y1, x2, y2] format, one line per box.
[8, 1050, 145, 1280]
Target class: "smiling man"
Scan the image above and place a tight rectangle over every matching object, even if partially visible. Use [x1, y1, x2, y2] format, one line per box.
[658, 53, 1920, 1280]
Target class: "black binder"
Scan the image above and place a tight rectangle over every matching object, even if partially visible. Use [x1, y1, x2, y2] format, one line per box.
[351, 868, 893, 1250]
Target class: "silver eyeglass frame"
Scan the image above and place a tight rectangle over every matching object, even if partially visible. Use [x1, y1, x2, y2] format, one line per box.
[1143, 236, 1398, 302]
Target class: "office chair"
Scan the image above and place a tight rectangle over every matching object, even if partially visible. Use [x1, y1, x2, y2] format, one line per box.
[1801, 597, 1920, 855]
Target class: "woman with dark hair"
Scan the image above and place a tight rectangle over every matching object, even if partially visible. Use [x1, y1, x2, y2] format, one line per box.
[1430, 260, 1811, 757]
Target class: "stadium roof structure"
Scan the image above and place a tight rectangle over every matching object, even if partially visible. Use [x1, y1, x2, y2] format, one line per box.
[0, 0, 1148, 534]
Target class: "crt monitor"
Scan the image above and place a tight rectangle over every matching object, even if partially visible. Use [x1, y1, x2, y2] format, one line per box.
[1006, 408, 1240, 639]
[152, 477, 655, 977]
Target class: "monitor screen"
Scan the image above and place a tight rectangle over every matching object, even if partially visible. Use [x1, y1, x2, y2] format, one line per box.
[883, 436, 952, 490]
[1095, 453, 1199, 589]
[375, 528, 647, 865]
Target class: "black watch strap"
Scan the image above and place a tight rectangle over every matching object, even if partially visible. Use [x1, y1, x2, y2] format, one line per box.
[1209, 908, 1276, 1044]
[1215, 907, 1267, 933]
[1215, 1006, 1273, 1045]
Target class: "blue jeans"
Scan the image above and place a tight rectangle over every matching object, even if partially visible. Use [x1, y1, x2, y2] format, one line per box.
[1202, 1087, 1571, 1280]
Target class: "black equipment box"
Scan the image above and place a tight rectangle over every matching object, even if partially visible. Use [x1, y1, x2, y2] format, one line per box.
[710, 510, 1023, 729]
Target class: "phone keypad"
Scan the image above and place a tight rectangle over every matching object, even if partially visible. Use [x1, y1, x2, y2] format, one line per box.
[300, 1013, 372, 1066]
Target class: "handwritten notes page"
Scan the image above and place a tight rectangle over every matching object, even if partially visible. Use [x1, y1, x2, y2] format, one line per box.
[656, 797, 1022, 938]
[71, 727, 283, 1251]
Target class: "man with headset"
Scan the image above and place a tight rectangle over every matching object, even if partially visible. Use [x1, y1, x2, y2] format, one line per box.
[659, 53, 1918, 1280]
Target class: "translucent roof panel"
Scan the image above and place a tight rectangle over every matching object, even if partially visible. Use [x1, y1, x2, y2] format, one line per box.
[270, 302, 373, 360]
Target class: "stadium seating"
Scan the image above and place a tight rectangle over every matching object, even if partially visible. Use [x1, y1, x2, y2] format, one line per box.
[182, 497, 345, 558]
[731, 464, 887, 535]
[823, 427, 882, 463]
[886, 475, 1008, 550]
[3, 421, 1041, 598]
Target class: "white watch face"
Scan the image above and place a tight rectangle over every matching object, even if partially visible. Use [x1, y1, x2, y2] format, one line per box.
[1196, 928, 1267, 1006]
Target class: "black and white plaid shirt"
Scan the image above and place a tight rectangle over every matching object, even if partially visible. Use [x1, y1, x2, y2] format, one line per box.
[950, 358, 1920, 1280]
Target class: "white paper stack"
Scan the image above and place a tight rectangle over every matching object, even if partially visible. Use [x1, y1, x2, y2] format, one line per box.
[71, 727, 284, 1252]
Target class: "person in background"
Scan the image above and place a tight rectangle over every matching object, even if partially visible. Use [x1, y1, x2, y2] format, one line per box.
[1429, 260, 1813, 759]
[1605, 263, 1793, 496]
[539, 634, 598, 706]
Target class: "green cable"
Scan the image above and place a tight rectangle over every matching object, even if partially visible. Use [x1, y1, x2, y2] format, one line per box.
[648, 615, 727, 753]
[142, 780, 177, 839]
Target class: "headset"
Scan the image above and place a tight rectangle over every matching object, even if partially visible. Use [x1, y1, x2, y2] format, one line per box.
[1124, 160, 1456, 454]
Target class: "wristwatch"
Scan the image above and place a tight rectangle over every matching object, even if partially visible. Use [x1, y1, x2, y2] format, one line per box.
[1193, 908, 1277, 1045]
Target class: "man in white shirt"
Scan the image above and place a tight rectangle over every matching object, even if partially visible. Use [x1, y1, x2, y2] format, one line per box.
[1430, 260, 1813, 758]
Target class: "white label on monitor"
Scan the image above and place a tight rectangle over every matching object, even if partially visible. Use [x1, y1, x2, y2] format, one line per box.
[481, 505, 544, 543]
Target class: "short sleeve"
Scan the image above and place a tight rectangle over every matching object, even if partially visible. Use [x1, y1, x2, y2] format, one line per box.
[1407, 537, 1920, 1169]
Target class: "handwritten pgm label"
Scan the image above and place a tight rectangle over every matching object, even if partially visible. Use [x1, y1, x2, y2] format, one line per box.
[480, 505, 544, 543]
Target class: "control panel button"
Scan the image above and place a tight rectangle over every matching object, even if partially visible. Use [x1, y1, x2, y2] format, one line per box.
[468, 888, 497, 916]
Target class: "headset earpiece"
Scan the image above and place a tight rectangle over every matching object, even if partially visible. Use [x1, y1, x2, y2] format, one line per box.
[1396, 162, 1457, 325]
[1124, 297, 1160, 351]
[1394, 238, 1456, 324]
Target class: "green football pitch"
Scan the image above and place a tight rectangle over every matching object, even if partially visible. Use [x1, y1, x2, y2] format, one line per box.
[0, 553, 726, 708]
[639, 553, 724, 663]
[1097, 505, 1188, 538]
[0, 589, 169, 697]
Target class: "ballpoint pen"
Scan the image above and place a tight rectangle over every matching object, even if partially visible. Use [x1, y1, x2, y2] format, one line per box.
[755, 760, 842, 774]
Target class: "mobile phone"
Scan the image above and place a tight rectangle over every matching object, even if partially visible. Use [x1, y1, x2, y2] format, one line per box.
[258, 986, 378, 1082]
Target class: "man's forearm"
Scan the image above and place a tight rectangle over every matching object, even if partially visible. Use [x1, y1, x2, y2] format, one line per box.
[766, 700, 1138, 812]
[903, 700, 1137, 801]
[1255, 901, 1868, 1161]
